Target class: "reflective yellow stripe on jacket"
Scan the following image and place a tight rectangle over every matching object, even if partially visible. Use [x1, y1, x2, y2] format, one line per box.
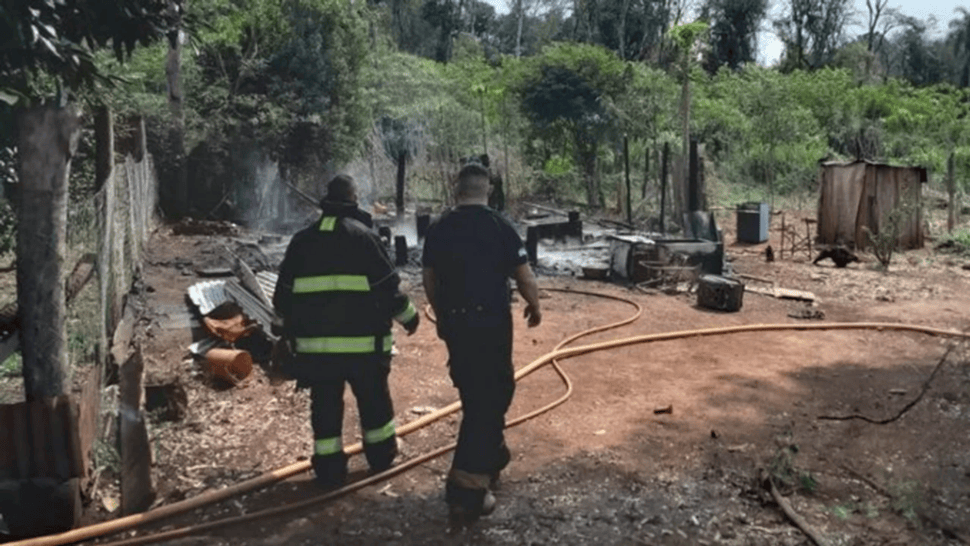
[295, 335, 393, 354]
[319, 216, 338, 231]
[292, 275, 370, 294]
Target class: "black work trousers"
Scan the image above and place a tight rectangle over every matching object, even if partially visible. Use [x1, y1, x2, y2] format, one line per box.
[306, 355, 397, 487]
[440, 308, 515, 509]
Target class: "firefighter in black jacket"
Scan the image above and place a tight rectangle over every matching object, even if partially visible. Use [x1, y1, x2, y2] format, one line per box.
[273, 174, 419, 487]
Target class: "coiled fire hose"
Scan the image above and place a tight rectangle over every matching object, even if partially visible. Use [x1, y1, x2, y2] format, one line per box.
[7, 288, 970, 546]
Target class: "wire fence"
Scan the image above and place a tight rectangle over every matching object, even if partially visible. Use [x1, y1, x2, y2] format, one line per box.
[93, 130, 158, 356]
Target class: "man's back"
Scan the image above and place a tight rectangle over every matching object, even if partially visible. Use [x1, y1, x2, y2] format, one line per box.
[422, 205, 526, 312]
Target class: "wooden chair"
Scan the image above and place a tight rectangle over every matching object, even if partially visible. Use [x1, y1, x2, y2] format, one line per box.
[778, 213, 816, 260]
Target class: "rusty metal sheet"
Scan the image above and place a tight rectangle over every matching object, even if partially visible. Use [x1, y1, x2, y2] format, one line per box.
[0, 396, 83, 481]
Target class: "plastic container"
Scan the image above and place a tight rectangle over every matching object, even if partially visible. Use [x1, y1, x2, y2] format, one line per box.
[205, 348, 253, 385]
[736, 202, 770, 243]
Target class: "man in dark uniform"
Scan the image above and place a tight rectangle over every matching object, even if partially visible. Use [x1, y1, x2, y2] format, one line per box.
[480, 154, 505, 212]
[422, 163, 542, 523]
[273, 174, 419, 487]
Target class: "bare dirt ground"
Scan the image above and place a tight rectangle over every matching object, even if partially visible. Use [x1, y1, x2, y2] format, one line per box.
[84, 209, 970, 546]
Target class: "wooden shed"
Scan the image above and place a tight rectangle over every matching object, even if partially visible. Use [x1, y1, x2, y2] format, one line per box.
[816, 160, 927, 250]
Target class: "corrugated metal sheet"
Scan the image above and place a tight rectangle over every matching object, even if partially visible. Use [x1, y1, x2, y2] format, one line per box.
[817, 161, 924, 250]
[187, 280, 230, 315]
[224, 280, 275, 335]
[255, 271, 278, 305]
[187, 278, 277, 339]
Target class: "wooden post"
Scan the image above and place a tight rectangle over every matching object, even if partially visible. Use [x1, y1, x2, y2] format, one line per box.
[94, 106, 113, 191]
[17, 106, 78, 401]
[947, 152, 956, 233]
[780, 212, 786, 260]
[119, 344, 155, 515]
[688, 138, 700, 211]
[166, 0, 187, 218]
[660, 142, 668, 235]
[133, 116, 146, 162]
[641, 142, 650, 200]
[395, 152, 406, 216]
[394, 235, 408, 266]
[416, 214, 430, 240]
[624, 135, 631, 225]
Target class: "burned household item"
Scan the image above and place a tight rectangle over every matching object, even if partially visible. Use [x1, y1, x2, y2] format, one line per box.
[736, 202, 770, 244]
[522, 211, 582, 241]
[812, 245, 859, 268]
[697, 274, 744, 312]
[609, 234, 724, 285]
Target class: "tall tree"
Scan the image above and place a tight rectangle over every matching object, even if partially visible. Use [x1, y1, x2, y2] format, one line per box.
[950, 7, 970, 86]
[0, 1, 175, 401]
[890, 16, 946, 85]
[702, 0, 768, 72]
[166, 0, 188, 218]
[865, 0, 890, 53]
[519, 44, 629, 207]
[669, 21, 707, 217]
[774, 0, 851, 70]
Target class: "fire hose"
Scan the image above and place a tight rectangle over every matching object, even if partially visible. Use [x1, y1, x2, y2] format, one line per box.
[7, 288, 970, 546]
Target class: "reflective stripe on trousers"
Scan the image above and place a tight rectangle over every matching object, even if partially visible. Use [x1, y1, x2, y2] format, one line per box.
[393, 301, 417, 323]
[363, 419, 395, 444]
[295, 334, 393, 354]
[315, 436, 342, 456]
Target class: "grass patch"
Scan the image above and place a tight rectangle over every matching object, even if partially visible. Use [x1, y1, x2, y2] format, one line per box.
[889, 479, 922, 524]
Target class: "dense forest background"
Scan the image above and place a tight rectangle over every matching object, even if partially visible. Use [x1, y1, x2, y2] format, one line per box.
[2, 0, 970, 228]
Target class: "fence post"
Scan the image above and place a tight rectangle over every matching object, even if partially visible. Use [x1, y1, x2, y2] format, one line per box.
[95, 106, 113, 192]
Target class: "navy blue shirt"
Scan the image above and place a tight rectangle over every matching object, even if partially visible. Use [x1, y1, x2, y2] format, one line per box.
[422, 205, 527, 312]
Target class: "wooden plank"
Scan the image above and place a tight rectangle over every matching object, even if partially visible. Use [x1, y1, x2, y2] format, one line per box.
[0, 405, 14, 478]
[119, 346, 155, 515]
[29, 397, 52, 478]
[77, 364, 102, 480]
[12, 401, 30, 479]
[65, 253, 97, 305]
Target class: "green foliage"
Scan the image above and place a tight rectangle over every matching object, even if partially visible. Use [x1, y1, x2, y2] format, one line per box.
[0, 0, 179, 103]
[863, 198, 919, 269]
[0, 352, 21, 379]
[768, 442, 817, 494]
[889, 479, 922, 523]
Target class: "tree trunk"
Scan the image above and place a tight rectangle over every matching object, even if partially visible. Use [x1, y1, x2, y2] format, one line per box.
[579, 143, 599, 208]
[617, 0, 631, 59]
[515, 0, 525, 57]
[679, 55, 691, 221]
[395, 152, 407, 216]
[166, 0, 187, 218]
[17, 106, 78, 401]
[624, 135, 631, 223]
[641, 141, 650, 200]
[660, 142, 668, 234]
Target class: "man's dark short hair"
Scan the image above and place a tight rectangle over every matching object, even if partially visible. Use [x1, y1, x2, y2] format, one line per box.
[458, 163, 490, 182]
[324, 174, 356, 203]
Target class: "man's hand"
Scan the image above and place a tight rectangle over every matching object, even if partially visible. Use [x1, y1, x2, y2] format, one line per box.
[523, 303, 541, 327]
[403, 313, 420, 335]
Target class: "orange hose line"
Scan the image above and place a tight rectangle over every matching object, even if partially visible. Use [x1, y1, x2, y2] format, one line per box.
[8, 286, 967, 546]
[97, 290, 643, 546]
